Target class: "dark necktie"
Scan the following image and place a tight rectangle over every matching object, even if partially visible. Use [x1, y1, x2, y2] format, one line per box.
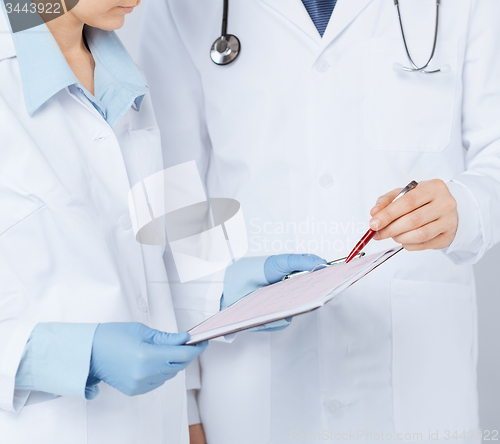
[301, 0, 337, 37]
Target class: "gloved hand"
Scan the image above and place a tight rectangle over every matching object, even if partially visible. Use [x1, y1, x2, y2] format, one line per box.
[221, 254, 327, 332]
[88, 323, 208, 397]
[264, 254, 327, 284]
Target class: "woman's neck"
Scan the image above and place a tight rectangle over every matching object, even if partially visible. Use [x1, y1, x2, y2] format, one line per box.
[47, 13, 96, 95]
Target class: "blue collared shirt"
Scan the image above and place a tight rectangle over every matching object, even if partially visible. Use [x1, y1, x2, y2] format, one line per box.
[5, 6, 147, 127]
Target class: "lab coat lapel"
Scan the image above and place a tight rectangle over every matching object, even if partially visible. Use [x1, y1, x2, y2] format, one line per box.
[258, 0, 321, 42]
[321, 0, 376, 48]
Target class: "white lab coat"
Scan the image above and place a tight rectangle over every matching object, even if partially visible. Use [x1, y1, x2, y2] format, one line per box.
[139, 0, 500, 442]
[0, 14, 189, 444]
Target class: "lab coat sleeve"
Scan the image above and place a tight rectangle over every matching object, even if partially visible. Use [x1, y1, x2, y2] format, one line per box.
[443, 181, 482, 259]
[444, 0, 500, 265]
[0, 319, 37, 412]
[186, 390, 201, 426]
[15, 322, 99, 402]
[185, 356, 201, 426]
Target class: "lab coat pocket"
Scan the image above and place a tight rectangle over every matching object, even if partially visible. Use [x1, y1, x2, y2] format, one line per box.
[391, 279, 478, 434]
[365, 38, 458, 152]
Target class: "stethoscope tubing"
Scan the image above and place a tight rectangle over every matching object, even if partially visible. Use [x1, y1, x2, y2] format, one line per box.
[212, 0, 445, 74]
[221, 0, 229, 36]
[394, 0, 442, 74]
[210, 0, 241, 65]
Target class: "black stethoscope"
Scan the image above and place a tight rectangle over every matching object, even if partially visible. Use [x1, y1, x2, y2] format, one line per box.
[210, 0, 448, 73]
[210, 0, 240, 65]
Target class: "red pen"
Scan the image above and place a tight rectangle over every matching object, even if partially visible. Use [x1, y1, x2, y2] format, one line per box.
[345, 181, 419, 263]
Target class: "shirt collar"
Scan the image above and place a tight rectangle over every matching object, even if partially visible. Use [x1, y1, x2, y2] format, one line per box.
[2, 4, 147, 121]
[10, 23, 77, 115]
[85, 26, 148, 126]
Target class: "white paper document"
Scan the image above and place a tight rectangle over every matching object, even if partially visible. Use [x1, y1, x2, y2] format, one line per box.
[187, 247, 402, 344]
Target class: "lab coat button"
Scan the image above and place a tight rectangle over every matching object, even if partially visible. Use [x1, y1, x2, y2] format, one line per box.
[94, 131, 110, 141]
[119, 214, 132, 230]
[323, 399, 341, 415]
[319, 174, 334, 188]
[137, 297, 148, 313]
[147, 390, 157, 399]
[315, 60, 330, 73]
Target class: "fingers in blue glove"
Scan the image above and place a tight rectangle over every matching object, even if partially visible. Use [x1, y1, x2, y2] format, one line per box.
[89, 323, 208, 397]
[286, 254, 327, 274]
[264, 254, 327, 284]
[151, 341, 208, 366]
[147, 330, 191, 346]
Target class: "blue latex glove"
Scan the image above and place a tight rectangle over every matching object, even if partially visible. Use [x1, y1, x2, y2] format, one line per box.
[264, 254, 328, 284]
[221, 254, 327, 332]
[88, 323, 208, 397]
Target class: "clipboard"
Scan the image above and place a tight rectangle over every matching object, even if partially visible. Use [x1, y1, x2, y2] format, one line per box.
[186, 246, 403, 344]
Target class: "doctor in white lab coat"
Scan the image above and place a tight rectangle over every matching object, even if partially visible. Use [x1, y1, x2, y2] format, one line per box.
[0, 1, 211, 443]
[139, 0, 500, 443]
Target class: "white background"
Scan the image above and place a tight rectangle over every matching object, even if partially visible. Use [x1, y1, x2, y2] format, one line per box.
[117, 4, 500, 431]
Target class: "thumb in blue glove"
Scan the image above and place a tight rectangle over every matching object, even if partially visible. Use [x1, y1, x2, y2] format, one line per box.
[88, 323, 208, 397]
[252, 253, 327, 332]
[264, 253, 327, 284]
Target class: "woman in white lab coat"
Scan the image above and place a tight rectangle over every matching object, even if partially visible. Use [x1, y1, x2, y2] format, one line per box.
[139, 0, 500, 443]
[0, 1, 210, 443]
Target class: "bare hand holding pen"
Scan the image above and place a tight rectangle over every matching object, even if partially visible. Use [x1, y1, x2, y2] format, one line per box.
[369, 179, 459, 251]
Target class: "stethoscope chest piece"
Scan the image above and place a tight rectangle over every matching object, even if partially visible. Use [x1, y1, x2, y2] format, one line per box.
[210, 34, 240, 65]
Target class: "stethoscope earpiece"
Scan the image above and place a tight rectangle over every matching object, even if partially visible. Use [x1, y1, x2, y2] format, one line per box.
[392, 62, 451, 74]
[211, 34, 240, 65]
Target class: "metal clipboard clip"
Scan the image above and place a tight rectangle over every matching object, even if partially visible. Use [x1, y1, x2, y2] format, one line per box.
[282, 252, 366, 281]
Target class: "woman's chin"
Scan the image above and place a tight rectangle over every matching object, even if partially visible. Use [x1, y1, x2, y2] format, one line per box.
[91, 16, 127, 32]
